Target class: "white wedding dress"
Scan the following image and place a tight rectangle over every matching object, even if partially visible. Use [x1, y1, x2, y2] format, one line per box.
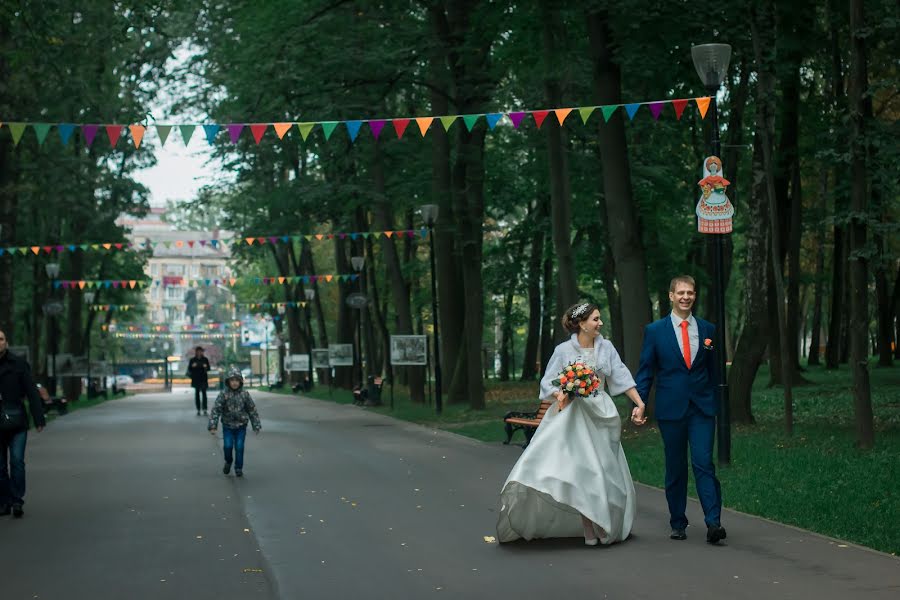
[497, 335, 637, 544]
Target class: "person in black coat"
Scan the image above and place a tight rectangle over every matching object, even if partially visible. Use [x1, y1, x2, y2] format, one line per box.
[0, 329, 45, 518]
[187, 346, 211, 416]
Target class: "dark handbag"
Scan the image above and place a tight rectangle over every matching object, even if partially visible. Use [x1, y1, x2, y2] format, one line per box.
[0, 396, 28, 432]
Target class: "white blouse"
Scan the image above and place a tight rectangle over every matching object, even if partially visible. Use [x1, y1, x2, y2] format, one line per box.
[539, 334, 636, 400]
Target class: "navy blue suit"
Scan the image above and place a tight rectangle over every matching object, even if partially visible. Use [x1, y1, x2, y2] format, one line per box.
[635, 315, 722, 530]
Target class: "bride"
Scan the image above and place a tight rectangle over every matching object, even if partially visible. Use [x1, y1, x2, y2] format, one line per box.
[497, 302, 647, 546]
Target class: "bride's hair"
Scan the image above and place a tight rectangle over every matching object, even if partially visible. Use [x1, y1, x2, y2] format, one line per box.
[562, 302, 599, 334]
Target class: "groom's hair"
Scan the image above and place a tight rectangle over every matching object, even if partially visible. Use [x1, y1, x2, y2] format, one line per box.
[669, 275, 696, 292]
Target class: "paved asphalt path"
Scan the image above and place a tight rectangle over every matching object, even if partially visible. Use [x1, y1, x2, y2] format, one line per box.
[2, 389, 897, 600]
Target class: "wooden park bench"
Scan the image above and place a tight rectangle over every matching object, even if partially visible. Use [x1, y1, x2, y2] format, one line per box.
[502, 399, 553, 448]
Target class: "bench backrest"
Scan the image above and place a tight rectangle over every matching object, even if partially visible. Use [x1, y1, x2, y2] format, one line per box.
[535, 399, 553, 420]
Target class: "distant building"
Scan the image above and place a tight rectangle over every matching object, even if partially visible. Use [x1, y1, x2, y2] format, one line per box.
[117, 206, 236, 357]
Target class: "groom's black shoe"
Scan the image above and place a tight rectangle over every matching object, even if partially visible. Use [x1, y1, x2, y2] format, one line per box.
[706, 524, 727, 544]
[670, 528, 687, 540]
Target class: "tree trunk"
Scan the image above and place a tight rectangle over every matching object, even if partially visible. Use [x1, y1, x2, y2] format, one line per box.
[825, 0, 848, 370]
[520, 200, 546, 381]
[540, 0, 579, 318]
[539, 242, 555, 371]
[498, 291, 513, 381]
[586, 9, 651, 373]
[752, 0, 794, 435]
[847, 0, 874, 448]
[808, 169, 828, 365]
[727, 135, 770, 425]
[892, 264, 900, 360]
[0, 18, 14, 338]
[373, 141, 425, 402]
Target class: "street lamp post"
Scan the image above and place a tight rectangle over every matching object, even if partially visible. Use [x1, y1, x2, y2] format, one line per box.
[350, 256, 366, 388]
[43, 262, 63, 396]
[691, 43, 732, 466]
[421, 204, 442, 415]
[84, 291, 95, 398]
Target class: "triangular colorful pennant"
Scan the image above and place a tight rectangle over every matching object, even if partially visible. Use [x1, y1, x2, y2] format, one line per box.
[578, 107, 596, 124]
[671, 99, 689, 120]
[415, 117, 433, 136]
[249, 124, 267, 144]
[462, 115, 480, 132]
[180, 125, 195, 145]
[369, 120, 386, 140]
[600, 105, 618, 122]
[508, 112, 526, 129]
[624, 104, 641, 120]
[297, 122, 315, 141]
[33, 123, 52, 145]
[532, 110, 550, 129]
[202, 124, 220, 145]
[58, 124, 76, 145]
[273, 122, 292, 139]
[227, 124, 244, 143]
[321, 121, 339, 140]
[648, 102, 665, 120]
[156, 125, 172, 146]
[695, 97, 711, 119]
[392, 118, 410, 138]
[345, 120, 362, 141]
[485, 113, 503, 129]
[554, 108, 573, 125]
[8, 123, 27, 146]
[83, 125, 99, 146]
[105, 125, 123, 147]
[129, 124, 146, 148]
[439, 116, 458, 131]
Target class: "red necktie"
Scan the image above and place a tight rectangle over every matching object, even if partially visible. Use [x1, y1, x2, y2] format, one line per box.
[680, 320, 691, 369]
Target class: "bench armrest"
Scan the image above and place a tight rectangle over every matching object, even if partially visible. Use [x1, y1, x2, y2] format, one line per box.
[503, 410, 538, 420]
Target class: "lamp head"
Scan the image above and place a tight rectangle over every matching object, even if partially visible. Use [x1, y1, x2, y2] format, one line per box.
[420, 204, 439, 227]
[350, 256, 365, 272]
[45, 262, 60, 279]
[691, 43, 732, 89]
[304, 289, 316, 301]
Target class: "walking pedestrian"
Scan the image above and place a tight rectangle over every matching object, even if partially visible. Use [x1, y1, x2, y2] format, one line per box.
[187, 346, 211, 416]
[208, 367, 261, 477]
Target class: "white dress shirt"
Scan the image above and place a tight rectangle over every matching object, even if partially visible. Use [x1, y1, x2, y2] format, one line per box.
[670, 312, 699, 364]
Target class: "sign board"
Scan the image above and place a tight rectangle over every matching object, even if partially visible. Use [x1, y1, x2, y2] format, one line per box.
[311, 349, 331, 369]
[286, 354, 310, 372]
[51, 355, 108, 377]
[250, 350, 263, 375]
[328, 344, 354, 366]
[390, 335, 427, 366]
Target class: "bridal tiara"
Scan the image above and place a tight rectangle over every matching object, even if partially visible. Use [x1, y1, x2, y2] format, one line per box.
[571, 303, 590, 318]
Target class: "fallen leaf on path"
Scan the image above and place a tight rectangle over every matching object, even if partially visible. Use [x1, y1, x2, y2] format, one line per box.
[483, 536, 496, 543]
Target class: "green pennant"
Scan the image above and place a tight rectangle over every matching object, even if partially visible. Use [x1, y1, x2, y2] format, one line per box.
[17, 247, 28, 255]
[578, 107, 596, 124]
[321, 121, 339, 141]
[156, 125, 173, 146]
[291, 235, 302, 242]
[179, 124, 196, 145]
[462, 115, 480, 132]
[8, 123, 27, 146]
[304, 235, 313, 241]
[33, 123, 52, 145]
[439, 116, 458, 131]
[361, 232, 370, 239]
[79, 244, 89, 251]
[297, 122, 316, 141]
[601, 105, 618, 122]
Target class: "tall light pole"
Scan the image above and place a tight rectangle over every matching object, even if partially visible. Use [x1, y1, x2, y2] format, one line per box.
[84, 291, 95, 397]
[43, 262, 63, 396]
[691, 43, 732, 465]
[421, 204, 442, 415]
[350, 255, 366, 388]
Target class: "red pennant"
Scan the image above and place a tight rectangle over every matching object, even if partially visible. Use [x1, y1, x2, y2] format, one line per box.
[187, 241, 195, 248]
[114, 243, 123, 249]
[672, 99, 689, 120]
[393, 118, 410, 139]
[532, 110, 550, 129]
[105, 125, 123, 147]
[250, 124, 267, 144]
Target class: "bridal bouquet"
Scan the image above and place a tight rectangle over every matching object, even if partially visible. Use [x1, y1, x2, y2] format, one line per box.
[551, 361, 601, 400]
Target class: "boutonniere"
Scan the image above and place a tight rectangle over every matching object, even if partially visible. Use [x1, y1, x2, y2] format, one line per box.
[703, 338, 713, 350]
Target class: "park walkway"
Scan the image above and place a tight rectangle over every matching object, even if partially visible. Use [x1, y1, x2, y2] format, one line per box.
[1, 389, 897, 599]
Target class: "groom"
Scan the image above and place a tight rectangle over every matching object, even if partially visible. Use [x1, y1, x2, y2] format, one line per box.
[635, 275, 726, 544]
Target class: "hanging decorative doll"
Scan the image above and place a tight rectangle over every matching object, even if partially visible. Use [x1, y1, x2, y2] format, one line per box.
[696, 155, 734, 233]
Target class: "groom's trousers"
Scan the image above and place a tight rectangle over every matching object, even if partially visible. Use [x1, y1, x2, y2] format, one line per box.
[657, 402, 722, 529]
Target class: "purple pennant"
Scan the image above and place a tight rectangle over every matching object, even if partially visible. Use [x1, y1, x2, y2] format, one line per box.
[649, 102, 665, 120]
[339, 233, 347, 240]
[83, 125, 99, 146]
[55, 245, 64, 252]
[267, 236, 277, 244]
[369, 120, 387, 140]
[227, 124, 244, 143]
[508, 112, 526, 129]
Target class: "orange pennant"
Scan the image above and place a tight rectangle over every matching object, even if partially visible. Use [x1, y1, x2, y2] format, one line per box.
[129, 280, 137, 289]
[325, 275, 333, 282]
[315, 234, 324, 241]
[273, 123, 292, 139]
[129, 124, 145, 148]
[278, 277, 285, 284]
[245, 237, 255, 245]
[229, 278, 237, 286]
[30, 246, 39, 255]
[175, 241, 184, 248]
[554, 108, 573, 125]
[78, 281, 86, 289]
[695, 97, 711, 119]
[415, 117, 433, 136]
[385, 231, 394, 238]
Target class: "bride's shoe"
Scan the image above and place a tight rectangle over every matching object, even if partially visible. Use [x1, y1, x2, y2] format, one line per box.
[584, 537, 599, 546]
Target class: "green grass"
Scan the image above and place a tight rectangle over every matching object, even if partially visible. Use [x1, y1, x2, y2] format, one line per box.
[283, 365, 899, 555]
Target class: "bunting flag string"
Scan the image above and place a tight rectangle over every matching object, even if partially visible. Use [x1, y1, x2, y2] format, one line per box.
[1, 96, 711, 150]
[0, 229, 429, 258]
[114, 333, 241, 339]
[102, 322, 243, 333]
[89, 301, 311, 311]
[55, 273, 358, 290]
